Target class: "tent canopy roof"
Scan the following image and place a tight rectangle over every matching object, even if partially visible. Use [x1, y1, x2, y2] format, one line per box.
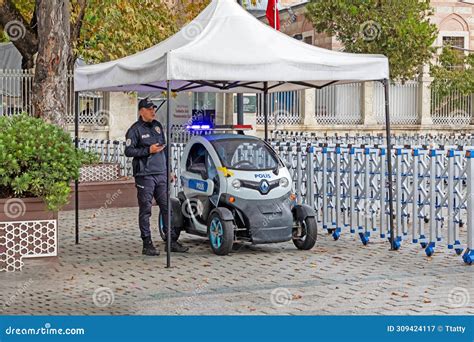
[74, 0, 389, 93]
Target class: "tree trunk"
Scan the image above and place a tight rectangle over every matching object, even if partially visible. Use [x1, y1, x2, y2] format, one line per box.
[32, 0, 70, 128]
[0, 0, 39, 69]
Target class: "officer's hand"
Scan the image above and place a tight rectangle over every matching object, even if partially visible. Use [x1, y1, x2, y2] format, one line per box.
[149, 144, 165, 154]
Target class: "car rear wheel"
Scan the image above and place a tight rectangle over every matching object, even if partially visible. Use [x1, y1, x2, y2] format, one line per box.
[208, 212, 234, 255]
[292, 217, 317, 250]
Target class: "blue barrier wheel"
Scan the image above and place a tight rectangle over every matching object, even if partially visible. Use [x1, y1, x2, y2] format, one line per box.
[425, 244, 435, 257]
[359, 232, 369, 246]
[462, 249, 473, 265]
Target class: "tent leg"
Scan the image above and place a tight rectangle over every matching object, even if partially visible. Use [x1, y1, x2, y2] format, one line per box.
[383, 79, 396, 251]
[237, 94, 244, 125]
[166, 81, 172, 268]
[74, 91, 80, 245]
[263, 82, 268, 141]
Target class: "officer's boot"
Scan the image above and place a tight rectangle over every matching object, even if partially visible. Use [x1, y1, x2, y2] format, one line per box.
[142, 237, 160, 256]
[165, 241, 189, 253]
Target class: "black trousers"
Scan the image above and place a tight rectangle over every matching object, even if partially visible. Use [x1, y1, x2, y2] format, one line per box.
[135, 174, 178, 241]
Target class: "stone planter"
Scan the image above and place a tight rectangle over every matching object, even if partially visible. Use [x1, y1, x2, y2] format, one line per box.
[0, 198, 58, 272]
[65, 178, 137, 211]
[79, 163, 120, 183]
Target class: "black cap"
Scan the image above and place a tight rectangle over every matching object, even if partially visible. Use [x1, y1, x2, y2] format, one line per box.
[138, 98, 157, 110]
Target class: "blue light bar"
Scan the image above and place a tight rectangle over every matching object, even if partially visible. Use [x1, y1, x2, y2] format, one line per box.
[186, 124, 211, 130]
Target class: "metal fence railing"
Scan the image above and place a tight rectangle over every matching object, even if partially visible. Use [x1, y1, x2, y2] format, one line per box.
[374, 80, 420, 125]
[431, 85, 474, 126]
[256, 90, 303, 126]
[79, 134, 474, 264]
[270, 130, 474, 147]
[0, 69, 109, 126]
[314, 82, 363, 125]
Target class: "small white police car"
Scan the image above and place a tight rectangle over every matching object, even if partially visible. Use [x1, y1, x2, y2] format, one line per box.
[159, 131, 317, 255]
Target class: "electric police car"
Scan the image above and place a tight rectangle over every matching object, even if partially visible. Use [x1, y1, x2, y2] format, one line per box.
[159, 127, 317, 255]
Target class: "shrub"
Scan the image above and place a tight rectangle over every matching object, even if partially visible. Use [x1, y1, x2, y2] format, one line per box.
[0, 114, 89, 211]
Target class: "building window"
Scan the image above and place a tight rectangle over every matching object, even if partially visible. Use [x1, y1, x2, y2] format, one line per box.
[303, 36, 313, 45]
[442, 36, 466, 68]
[442, 36, 465, 50]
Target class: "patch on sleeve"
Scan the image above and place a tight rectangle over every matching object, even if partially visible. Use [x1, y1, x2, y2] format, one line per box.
[155, 126, 161, 134]
[126, 138, 132, 146]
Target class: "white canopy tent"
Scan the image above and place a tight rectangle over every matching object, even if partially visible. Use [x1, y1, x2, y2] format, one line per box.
[74, 0, 396, 266]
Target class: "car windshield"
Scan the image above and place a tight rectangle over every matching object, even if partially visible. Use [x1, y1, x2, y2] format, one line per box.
[210, 138, 280, 170]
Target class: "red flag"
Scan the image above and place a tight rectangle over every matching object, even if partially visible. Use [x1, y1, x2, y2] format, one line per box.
[266, 0, 280, 30]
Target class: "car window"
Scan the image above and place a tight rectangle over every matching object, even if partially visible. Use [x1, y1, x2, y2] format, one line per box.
[186, 143, 206, 172]
[211, 138, 279, 170]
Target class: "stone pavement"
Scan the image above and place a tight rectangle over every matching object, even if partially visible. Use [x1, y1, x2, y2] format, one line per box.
[1, 207, 473, 315]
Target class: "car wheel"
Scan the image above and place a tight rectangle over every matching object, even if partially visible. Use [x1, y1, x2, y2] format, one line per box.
[159, 211, 181, 242]
[293, 217, 317, 250]
[208, 212, 234, 255]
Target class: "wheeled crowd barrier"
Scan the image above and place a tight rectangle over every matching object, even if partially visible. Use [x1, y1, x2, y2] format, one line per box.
[77, 136, 474, 264]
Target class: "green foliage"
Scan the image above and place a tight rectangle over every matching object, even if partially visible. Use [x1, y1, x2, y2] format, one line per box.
[75, 0, 178, 63]
[305, 0, 438, 81]
[80, 150, 100, 165]
[430, 48, 474, 115]
[1, 0, 209, 64]
[0, 114, 87, 211]
[431, 48, 474, 97]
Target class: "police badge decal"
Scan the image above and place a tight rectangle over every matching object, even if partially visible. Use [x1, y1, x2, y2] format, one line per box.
[126, 138, 132, 146]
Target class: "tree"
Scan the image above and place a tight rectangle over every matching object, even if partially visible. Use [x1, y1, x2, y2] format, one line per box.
[430, 47, 474, 118]
[0, 0, 210, 66]
[32, 0, 70, 127]
[305, 0, 438, 81]
[0, 0, 204, 125]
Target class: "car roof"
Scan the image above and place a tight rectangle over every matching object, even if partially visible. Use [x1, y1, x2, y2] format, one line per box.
[203, 134, 261, 142]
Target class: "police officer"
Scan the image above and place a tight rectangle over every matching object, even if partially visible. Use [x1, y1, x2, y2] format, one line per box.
[125, 98, 189, 256]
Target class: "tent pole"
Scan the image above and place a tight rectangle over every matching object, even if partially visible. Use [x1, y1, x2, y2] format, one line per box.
[263, 82, 268, 141]
[166, 81, 172, 268]
[383, 78, 396, 251]
[236, 1, 244, 125]
[74, 91, 80, 245]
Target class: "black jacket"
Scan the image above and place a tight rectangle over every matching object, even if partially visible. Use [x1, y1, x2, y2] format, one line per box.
[124, 118, 167, 177]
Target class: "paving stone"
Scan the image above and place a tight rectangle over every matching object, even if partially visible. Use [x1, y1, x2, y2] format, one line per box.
[0, 207, 472, 315]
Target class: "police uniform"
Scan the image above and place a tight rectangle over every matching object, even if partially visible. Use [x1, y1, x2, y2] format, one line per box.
[125, 99, 188, 255]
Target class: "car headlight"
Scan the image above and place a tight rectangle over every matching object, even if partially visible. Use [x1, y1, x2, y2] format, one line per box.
[232, 179, 241, 189]
[279, 177, 289, 187]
